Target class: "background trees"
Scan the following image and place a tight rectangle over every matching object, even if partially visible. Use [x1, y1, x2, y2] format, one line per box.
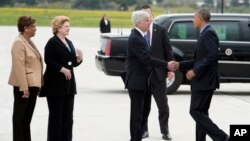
[0, 0, 151, 9]
[0, 0, 249, 11]
[0, 0, 14, 6]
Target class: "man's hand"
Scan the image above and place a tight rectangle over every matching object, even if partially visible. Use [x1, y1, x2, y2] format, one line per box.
[186, 70, 196, 80]
[167, 71, 175, 81]
[168, 61, 179, 71]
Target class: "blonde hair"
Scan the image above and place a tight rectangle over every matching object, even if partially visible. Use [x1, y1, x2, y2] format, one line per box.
[51, 16, 70, 35]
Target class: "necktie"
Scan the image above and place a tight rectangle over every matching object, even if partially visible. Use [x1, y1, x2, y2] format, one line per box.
[143, 34, 150, 50]
[146, 30, 150, 45]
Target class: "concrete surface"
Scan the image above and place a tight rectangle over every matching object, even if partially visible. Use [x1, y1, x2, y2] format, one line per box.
[1, 26, 250, 141]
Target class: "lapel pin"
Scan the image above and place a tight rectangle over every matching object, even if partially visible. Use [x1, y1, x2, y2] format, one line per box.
[68, 61, 72, 66]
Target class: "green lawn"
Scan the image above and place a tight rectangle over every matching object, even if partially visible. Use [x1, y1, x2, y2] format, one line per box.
[2, 7, 248, 27]
[0, 8, 160, 28]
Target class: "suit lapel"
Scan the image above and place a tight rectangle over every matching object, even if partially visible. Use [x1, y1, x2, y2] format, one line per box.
[18, 35, 43, 71]
[133, 29, 151, 52]
[54, 35, 72, 55]
[151, 23, 157, 50]
[194, 25, 211, 59]
[19, 35, 40, 57]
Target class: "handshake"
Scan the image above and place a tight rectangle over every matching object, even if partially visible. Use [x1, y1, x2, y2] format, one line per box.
[167, 60, 196, 80]
[167, 61, 179, 72]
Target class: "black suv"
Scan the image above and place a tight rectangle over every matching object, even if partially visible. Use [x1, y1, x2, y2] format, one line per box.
[95, 14, 250, 94]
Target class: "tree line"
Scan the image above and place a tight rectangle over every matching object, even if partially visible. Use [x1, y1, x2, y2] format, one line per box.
[0, 0, 154, 10]
[0, 0, 249, 10]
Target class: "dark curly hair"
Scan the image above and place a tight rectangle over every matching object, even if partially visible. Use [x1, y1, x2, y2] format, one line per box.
[17, 16, 36, 33]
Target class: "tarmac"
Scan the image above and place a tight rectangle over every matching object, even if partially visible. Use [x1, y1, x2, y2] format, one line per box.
[1, 26, 250, 141]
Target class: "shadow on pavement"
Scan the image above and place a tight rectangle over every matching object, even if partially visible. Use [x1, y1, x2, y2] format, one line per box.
[175, 90, 250, 96]
[78, 88, 128, 95]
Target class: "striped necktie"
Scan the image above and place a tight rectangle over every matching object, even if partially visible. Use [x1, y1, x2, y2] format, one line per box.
[143, 34, 150, 50]
[146, 30, 150, 45]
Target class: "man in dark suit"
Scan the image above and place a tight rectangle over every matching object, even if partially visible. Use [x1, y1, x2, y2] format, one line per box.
[125, 10, 173, 141]
[140, 5, 174, 140]
[171, 8, 230, 141]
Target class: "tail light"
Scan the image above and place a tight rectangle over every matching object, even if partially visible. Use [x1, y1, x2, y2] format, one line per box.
[105, 39, 111, 56]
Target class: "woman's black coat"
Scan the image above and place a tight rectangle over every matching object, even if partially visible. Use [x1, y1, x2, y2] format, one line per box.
[41, 35, 82, 97]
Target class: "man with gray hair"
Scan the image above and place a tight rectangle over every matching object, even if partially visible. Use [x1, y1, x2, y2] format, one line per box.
[124, 10, 173, 141]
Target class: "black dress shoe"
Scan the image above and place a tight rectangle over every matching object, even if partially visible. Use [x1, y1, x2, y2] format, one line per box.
[162, 133, 172, 140]
[142, 131, 149, 138]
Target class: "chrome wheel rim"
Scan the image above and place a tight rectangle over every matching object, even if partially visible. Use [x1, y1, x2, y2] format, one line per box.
[166, 75, 175, 88]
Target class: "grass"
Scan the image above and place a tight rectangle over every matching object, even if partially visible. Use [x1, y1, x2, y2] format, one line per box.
[1, 6, 249, 27]
[0, 8, 126, 27]
[0, 8, 161, 28]
[0, 7, 194, 28]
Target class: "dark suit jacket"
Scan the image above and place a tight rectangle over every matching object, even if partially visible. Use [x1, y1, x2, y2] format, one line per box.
[179, 25, 219, 90]
[151, 23, 174, 81]
[41, 35, 82, 97]
[125, 28, 168, 90]
[100, 18, 111, 33]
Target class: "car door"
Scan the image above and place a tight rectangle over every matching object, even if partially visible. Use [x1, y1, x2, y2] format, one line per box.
[168, 19, 250, 82]
[168, 20, 198, 60]
[211, 20, 250, 82]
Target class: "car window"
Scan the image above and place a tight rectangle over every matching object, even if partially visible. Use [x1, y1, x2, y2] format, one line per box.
[211, 22, 241, 41]
[169, 22, 197, 40]
[169, 21, 241, 41]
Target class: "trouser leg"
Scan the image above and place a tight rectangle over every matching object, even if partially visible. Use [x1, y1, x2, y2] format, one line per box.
[190, 90, 227, 141]
[62, 95, 75, 141]
[128, 90, 145, 141]
[47, 96, 64, 141]
[13, 87, 38, 141]
[141, 90, 151, 133]
[151, 79, 169, 134]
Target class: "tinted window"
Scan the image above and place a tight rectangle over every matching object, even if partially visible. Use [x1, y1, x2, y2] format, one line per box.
[211, 22, 240, 41]
[169, 21, 241, 41]
[169, 22, 197, 40]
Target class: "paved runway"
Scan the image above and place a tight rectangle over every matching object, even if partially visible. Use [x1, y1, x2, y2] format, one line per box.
[1, 26, 250, 141]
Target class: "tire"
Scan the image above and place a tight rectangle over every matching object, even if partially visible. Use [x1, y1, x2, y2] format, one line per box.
[166, 70, 183, 94]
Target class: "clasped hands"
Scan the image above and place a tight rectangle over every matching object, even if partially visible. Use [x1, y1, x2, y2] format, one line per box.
[167, 61, 196, 80]
[60, 67, 71, 80]
[168, 61, 179, 72]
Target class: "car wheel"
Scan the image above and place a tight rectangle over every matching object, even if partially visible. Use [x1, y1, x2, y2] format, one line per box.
[166, 70, 183, 94]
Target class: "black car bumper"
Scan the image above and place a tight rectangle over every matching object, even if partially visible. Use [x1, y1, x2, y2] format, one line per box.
[95, 54, 126, 76]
